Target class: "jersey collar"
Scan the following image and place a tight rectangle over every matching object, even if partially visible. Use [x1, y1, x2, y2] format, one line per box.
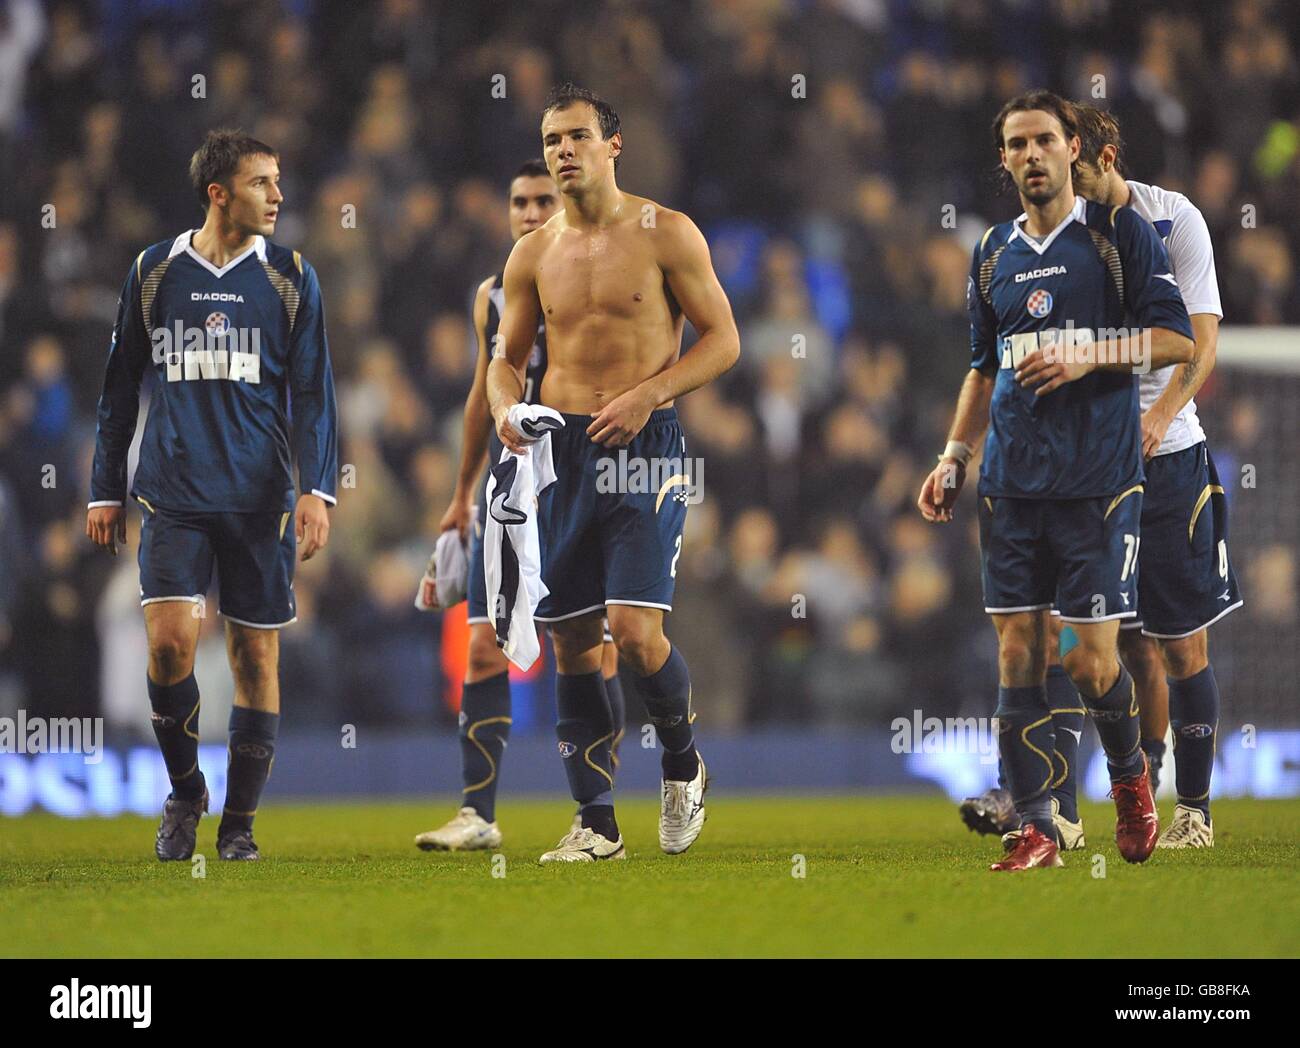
[169, 229, 267, 278]
[1008, 195, 1086, 257]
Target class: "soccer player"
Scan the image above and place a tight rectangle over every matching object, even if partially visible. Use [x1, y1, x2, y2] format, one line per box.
[488, 84, 739, 862]
[86, 130, 337, 862]
[1069, 104, 1240, 847]
[413, 160, 627, 851]
[961, 106, 1243, 855]
[917, 91, 1194, 871]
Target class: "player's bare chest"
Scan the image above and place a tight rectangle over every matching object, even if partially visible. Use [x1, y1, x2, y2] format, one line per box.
[536, 233, 661, 322]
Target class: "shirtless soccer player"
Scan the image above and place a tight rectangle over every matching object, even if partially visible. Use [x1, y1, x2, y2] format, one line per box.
[415, 160, 627, 851]
[487, 83, 739, 863]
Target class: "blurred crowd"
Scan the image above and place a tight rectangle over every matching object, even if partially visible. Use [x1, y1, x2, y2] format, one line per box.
[0, 0, 1297, 735]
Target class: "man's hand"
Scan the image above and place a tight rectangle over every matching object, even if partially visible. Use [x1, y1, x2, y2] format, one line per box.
[587, 387, 656, 447]
[1141, 406, 1173, 460]
[917, 459, 966, 523]
[439, 492, 474, 540]
[493, 403, 528, 455]
[86, 505, 127, 555]
[296, 493, 330, 561]
[1016, 345, 1093, 396]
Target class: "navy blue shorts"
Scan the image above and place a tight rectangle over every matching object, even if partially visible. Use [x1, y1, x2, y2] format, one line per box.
[535, 407, 690, 622]
[979, 489, 1142, 623]
[137, 500, 297, 628]
[1122, 442, 1242, 639]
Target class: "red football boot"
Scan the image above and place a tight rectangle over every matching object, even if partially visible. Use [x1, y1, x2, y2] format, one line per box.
[990, 823, 1063, 871]
[1111, 752, 1159, 863]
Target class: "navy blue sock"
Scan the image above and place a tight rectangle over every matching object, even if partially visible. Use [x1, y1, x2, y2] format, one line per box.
[147, 674, 206, 801]
[219, 706, 278, 837]
[1046, 665, 1084, 824]
[556, 672, 616, 831]
[638, 645, 697, 781]
[1083, 666, 1143, 780]
[1169, 665, 1219, 821]
[604, 670, 626, 774]
[459, 671, 511, 822]
[995, 685, 1055, 838]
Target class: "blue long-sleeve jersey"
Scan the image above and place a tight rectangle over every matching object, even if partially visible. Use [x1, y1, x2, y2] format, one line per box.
[968, 196, 1193, 499]
[90, 230, 338, 513]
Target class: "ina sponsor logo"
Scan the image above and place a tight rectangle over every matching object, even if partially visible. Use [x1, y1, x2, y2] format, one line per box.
[49, 980, 151, 1028]
[1179, 723, 1214, 738]
[151, 320, 263, 384]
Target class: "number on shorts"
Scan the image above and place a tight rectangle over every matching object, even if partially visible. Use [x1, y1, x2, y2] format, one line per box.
[1218, 540, 1228, 580]
[1121, 534, 1140, 582]
[523, 376, 534, 403]
[670, 534, 683, 578]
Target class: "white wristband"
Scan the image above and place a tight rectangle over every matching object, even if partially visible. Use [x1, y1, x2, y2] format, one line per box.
[941, 440, 973, 466]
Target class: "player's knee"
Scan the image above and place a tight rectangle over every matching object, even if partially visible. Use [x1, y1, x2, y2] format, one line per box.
[466, 629, 508, 680]
[997, 629, 1041, 684]
[550, 619, 603, 674]
[148, 633, 194, 683]
[228, 631, 278, 690]
[1118, 629, 1160, 681]
[609, 622, 667, 676]
[1063, 647, 1117, 698]
[1160, 633, 1208, 680]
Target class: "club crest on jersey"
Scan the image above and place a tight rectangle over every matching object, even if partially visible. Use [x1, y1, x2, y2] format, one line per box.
[205, 312, 231, 338]
[1026, 288, 1053, 318]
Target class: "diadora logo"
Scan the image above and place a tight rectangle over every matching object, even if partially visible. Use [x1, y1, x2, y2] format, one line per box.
[1026, 288, 1053, 317]
[151, 320, 262, 384]
[558, 741, 577, 758]
[1014, 265, 1067, 283]
[1179, 723, 1214, 738]
[191, 292, 245, 302]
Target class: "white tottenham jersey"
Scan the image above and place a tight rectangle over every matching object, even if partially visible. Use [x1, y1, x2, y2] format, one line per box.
[1126, 179, 1223, 456]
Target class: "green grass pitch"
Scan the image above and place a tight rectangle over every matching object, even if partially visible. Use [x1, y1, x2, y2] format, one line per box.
[2, 796, 1297, 958]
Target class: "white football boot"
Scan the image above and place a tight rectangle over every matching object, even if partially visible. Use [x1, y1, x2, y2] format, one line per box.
[1156, 803, 1214, 848]
[414, 807, 502, 851]
[539, 825, 626, 863]
[1051, 796, 1086, 851]
[660, 752, 708, 854]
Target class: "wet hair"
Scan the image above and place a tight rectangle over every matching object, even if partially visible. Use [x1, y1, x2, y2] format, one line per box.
[541, 82, 621, 168]
[189, 129, 278, 210]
